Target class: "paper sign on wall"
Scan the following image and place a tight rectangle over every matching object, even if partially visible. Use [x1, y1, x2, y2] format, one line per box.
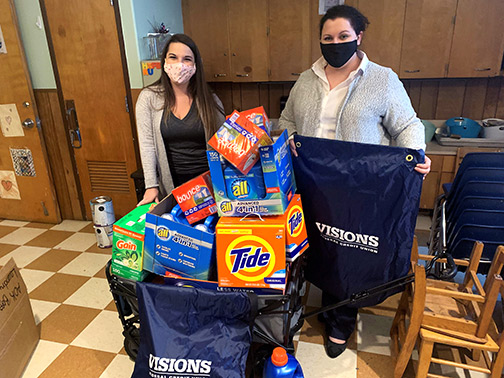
[0, 171, 21, 200]
[0, 104, 24, 137]
[0, 25, 6, 54]
[10, 148, 36, 177]
[319, 0, 345, 15]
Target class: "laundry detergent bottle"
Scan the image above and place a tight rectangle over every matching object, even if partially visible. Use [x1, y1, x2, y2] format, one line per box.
[263, 347, 304, 378]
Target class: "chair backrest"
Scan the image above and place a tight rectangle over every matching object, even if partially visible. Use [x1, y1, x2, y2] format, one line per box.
[484, 246, 504, 292]
[455, 151, 504, 172]
[447, 181, 504, 215]
[448, 239, 503, 264]
[447, 167, 504, 201]
[448, 197, 504, 224]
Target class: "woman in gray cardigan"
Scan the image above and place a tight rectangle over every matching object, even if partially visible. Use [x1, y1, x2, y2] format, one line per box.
[279, 5, 431, 358]
[136, 34, 225, 205]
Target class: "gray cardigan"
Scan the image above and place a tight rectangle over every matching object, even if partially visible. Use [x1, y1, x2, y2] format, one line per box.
[135, 86, 225, 197]
[278, 61, 426, 151]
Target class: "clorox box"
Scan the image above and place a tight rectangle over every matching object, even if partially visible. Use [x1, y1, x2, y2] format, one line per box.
[216, 216, 287, 291]
[144, 195, 216, 280]
[207, 129, 296, 217]
[111, 204, 151, 281]
[171, 171, 217, 224]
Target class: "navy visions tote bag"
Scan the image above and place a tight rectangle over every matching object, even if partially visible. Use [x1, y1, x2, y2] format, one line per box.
[132, 283, 254, 378]
[292, 135, 424, 307]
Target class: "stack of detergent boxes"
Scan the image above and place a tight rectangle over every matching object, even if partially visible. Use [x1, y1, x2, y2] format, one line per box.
[143, 171, 219, 280]
[209, 107, 309, 293]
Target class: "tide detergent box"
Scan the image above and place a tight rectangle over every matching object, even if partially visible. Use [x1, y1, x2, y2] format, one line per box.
[216, 216, 287, 291]
[208, 110, 272, 175]
[239, 106, 271, 135]
[207, 129, 296, 217]
[111, 204, 152, 281]
[280, 194, 309, 262]
[144, 194, 216, 280]
[171, 171, 217, 224]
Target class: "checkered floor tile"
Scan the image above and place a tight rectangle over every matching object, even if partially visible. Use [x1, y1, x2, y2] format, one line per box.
[0, 216, 495, 377]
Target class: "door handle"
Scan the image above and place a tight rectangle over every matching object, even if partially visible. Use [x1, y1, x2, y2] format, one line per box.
[474, 67, 491, 71]
[214, 73, 227, 77]
[22, 118, 35, 128]
[236, 73, 249, 77]
[404, 69, 420, 73]
[65, 99, 82, 149]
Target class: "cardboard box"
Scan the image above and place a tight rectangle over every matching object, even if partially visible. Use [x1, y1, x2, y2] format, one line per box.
[171, 171, 217, 224]
[208, 110, 272, 175]
[207, 129, 296, 217]
[144, 195, 216, 280]
[281, 194, 309, 262]
[0, 259, 39, 378]
[111, 204, 151, 281]
[216, 216, 287, 291]
[239, 106, 271, 135]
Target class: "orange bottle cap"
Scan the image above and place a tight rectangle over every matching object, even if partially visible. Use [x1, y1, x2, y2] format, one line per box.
[271, 347, 288, 367]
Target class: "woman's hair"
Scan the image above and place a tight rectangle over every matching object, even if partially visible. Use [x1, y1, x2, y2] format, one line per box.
[150, 33, 223, 138]
[319, 5, 369, 37]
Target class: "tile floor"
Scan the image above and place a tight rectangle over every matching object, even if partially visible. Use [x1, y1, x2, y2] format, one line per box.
[0, 216, 494, 377]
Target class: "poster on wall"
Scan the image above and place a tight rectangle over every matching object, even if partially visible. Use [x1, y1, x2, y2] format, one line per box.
[0, 25, 6, 54]
[0, 171, 21, 200]
[10, 148, 36, 177]
[0, 104, 24, 137]
[319, 0, 345, 15]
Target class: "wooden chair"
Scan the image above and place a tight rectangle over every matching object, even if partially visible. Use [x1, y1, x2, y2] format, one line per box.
[415, 245, 504, 378]
[391, 241, 504, 377]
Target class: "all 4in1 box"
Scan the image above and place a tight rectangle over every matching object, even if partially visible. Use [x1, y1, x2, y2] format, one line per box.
[216, 194, 309, 292]
[207, 129, 296, 217]
[144, 195, 216, 280]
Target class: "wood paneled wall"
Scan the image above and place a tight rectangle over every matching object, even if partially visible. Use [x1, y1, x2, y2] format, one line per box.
[34, 89, 83, 220]
[210, 77, 504, 120]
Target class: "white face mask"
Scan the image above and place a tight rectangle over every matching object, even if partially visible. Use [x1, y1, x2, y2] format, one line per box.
[164, 62, 196, 84]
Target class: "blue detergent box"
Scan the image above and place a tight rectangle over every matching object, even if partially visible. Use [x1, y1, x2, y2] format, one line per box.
[207, 129, 297, 216]
[144, 195, 216, 280]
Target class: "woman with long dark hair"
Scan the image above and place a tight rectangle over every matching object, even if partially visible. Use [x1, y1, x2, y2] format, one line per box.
[136, 34, 224, 205]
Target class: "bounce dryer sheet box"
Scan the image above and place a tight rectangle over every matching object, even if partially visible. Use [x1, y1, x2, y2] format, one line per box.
[208, 110, 272, 175]
[239, 106, 271, 135]
[111, 204, 151, 281]
[216, 216, 287, 291]
[171, 171, 217, 224]
[144, 195, 216, 280]
[207, 129, 296, 217]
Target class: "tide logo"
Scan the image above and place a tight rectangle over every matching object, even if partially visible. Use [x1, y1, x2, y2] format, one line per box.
[287, 205, 304, 237]
[231, 179, 249, 198]
[225, 236, 276, 282]
[116, 240, 136, 251]
[156, 225, 171, 241]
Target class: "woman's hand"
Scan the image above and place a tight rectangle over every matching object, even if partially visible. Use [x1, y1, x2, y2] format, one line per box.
[289, 138, 298, 157]
[415, 155, 431, 179]
[137, 187, 159, 206]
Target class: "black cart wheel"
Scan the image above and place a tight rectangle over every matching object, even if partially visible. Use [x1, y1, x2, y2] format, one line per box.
[123, 326, 140, 360]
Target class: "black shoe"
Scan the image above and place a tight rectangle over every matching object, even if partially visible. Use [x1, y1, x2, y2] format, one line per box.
[325, 338, 347, 359]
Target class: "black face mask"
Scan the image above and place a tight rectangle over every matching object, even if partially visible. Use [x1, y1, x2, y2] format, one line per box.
[320, 40, 358, 68]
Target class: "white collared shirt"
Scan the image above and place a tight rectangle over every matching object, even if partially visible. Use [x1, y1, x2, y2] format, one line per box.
[312, 50, 369, 139]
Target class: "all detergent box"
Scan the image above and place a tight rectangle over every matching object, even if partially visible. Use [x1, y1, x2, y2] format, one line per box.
[208, 110, 272, 175]
[111, 204, 151, 281]
[216, 216, 287, 291]
[144, 194, 216, 280]
[207, 129, 296, 217]
[171, 171, 217, 224]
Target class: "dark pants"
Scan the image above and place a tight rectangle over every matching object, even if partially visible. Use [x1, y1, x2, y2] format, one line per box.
[321, 290, 358, 340]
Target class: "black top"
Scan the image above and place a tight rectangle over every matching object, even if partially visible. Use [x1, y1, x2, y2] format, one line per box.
[161, 103, 209, 187]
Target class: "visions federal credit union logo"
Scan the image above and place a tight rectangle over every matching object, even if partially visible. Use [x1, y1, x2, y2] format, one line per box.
[225, 235, 276, 282]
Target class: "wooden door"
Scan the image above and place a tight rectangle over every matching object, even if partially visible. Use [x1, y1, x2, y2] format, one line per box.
[41, 0, 138, 219]
[0, 0, 59, 222]
[357, 0, 406, 74]
[182, 0, 231, 82]
[448, 0, 504, 78]
[227, 0, 269, 82]
[269, 0, 311, 81]
[400, 0, 457, 78]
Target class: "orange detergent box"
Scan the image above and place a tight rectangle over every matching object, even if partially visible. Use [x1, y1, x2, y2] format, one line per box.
[282, 194, 309, 262]
[171, 171, 217, 224]
[208, 110, 272, 175]
[239, 106, 271, 135]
